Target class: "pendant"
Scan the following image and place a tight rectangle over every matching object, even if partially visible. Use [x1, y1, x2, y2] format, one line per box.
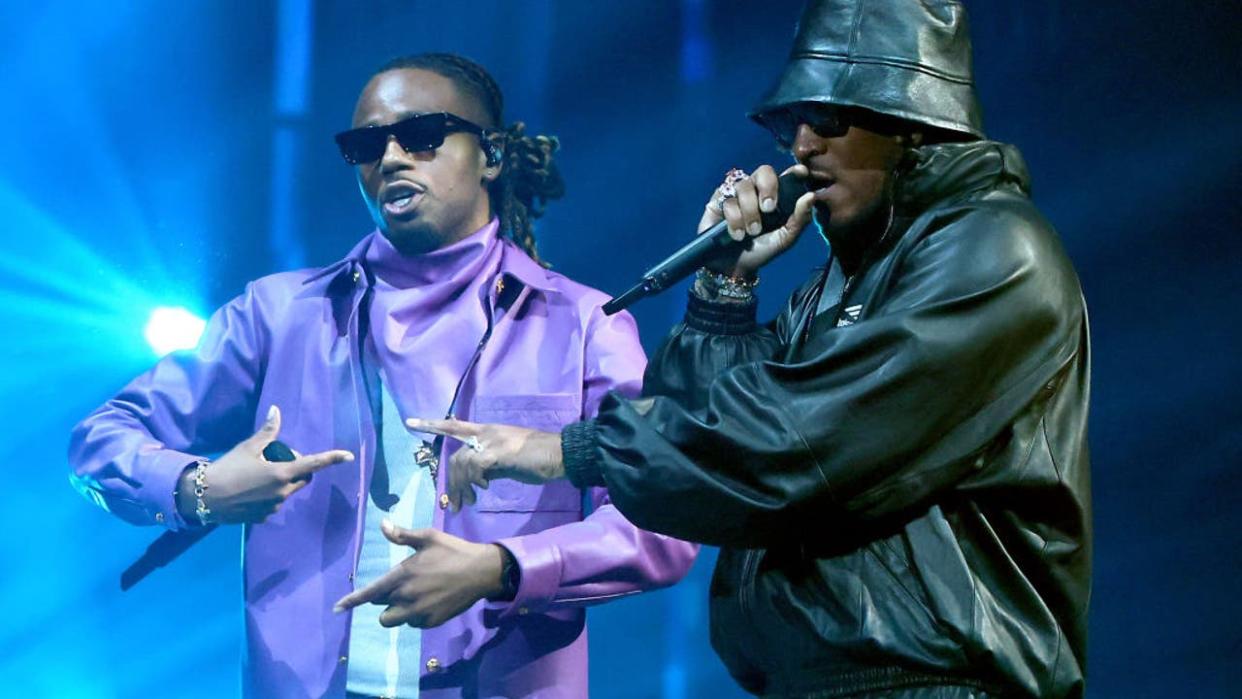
[414, 441, 440, 479]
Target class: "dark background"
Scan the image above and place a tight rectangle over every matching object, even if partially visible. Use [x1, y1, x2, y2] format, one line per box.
[1, 1, 1238, 696]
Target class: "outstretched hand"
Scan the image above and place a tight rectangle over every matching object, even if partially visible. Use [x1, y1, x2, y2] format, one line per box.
[333, 521, 507, 628]
[176, 405, 354, 524]
[405, 417, 565, 512]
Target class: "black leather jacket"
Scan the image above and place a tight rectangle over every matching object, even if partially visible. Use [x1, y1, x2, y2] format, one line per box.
[564, 141, 1091, 698]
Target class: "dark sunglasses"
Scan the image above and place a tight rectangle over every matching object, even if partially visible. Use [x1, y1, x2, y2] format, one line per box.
[758, 103, 851, 149]
[334, 112, 492, 165]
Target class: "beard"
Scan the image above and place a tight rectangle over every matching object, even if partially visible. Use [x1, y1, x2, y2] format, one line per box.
[814, 194, 892, 272]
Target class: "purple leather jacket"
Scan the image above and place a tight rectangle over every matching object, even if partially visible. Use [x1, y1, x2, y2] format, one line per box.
[69, 231, 698, 698]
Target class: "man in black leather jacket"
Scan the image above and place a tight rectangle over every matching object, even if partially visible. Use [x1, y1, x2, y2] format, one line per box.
[411, 1, 1091, 696]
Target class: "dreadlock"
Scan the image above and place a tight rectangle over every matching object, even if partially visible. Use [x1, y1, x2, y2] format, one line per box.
[375, 53, 564, 266]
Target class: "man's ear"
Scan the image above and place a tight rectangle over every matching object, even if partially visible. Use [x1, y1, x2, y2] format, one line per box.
[481, 135, 504, 183]
[482, 162, 502, 184]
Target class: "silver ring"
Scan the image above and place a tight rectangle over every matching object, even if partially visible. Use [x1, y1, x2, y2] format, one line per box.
[464, 436, 484, 453]
[714, 168, 749, 212]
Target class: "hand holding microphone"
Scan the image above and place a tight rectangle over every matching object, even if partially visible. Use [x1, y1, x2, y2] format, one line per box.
[699, 163, 816, 280]
[602, 164, 814, 314]
[122, 406, 350, 591]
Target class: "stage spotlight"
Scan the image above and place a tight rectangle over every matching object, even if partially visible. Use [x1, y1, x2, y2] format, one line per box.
[143, 306, 206, 356]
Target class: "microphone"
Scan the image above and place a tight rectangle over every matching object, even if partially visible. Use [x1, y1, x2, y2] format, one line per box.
[119, 440, 298, 591]
[602, 172, 810, 315]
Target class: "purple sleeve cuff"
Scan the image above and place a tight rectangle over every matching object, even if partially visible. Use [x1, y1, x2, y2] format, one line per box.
[491, 533, 565, 619]
[139, 450, 203, 531]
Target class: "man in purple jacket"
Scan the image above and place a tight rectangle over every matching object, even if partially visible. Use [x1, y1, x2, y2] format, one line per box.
[69, 53, 696, 699]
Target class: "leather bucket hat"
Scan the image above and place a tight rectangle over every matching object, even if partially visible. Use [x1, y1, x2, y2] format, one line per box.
[751, 0, 985, 139]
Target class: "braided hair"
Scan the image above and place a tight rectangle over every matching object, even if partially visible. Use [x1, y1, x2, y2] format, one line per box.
[374, 53, 564, 265]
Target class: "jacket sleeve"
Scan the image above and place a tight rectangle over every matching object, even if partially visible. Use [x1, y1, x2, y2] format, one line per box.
[565, 206, 1085, 547]
[67, 284, 267, 531]
[494, 304, 698, 616]
[637, 285, 802, 413]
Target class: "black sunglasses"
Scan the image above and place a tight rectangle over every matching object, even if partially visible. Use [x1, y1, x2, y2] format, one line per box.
[758, 103, 851, 149]
[334, 112, 492, 165]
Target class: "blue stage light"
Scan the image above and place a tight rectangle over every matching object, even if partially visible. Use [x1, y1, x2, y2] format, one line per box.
[143, 306, 206, 356]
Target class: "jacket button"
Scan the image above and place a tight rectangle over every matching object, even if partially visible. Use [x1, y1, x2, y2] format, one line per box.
[154, 512, 165, 523]
[351, 270, 361, 283]
[426, 657, 441, 673]
[439, 493, 450, 509]
[339, 655, 348, 664]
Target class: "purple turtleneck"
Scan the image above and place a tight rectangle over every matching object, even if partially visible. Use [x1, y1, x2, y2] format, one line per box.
[364, 218, 503, 423]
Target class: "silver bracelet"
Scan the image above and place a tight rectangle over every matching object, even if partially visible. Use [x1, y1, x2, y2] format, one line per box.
[192, 460, 214, 526]
[694, 268, 758, 301]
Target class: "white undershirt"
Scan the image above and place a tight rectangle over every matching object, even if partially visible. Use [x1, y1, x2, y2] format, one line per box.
[346, 378, 437, 698]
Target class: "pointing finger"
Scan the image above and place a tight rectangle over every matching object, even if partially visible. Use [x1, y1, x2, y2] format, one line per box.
[288, 449, 355, 480]
[406, 418, 480, 441]
[333, 562, 405, 612]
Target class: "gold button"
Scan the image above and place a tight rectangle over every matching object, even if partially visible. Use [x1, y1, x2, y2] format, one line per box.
[439, 493, 450, 509]
[426, 657, 441, 672]
[339, 655, 348, 664]
[154, 512, 165, 523]
[495, 277, 505, 295]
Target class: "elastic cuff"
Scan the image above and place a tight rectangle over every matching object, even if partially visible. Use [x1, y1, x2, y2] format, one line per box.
[685, 289, 758, 335]
[561, 421, 605, 488]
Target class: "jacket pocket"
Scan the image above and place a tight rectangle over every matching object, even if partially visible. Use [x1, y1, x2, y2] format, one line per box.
[858, 530, 961, 656]
[469, 393, 582, 512]
[868, 534, 940, 623]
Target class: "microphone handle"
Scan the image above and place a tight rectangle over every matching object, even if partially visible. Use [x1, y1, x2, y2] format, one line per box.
[641, 222, 742, 293]
[603, 173, 809, 315]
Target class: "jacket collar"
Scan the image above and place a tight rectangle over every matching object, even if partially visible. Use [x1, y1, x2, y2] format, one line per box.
[301, 227, 560, 298]
[894, 141, 1031, 215]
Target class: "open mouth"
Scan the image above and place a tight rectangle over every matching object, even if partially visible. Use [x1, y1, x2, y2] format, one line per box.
[380, 180, 426, 217]
[807, 171, 835, 200]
